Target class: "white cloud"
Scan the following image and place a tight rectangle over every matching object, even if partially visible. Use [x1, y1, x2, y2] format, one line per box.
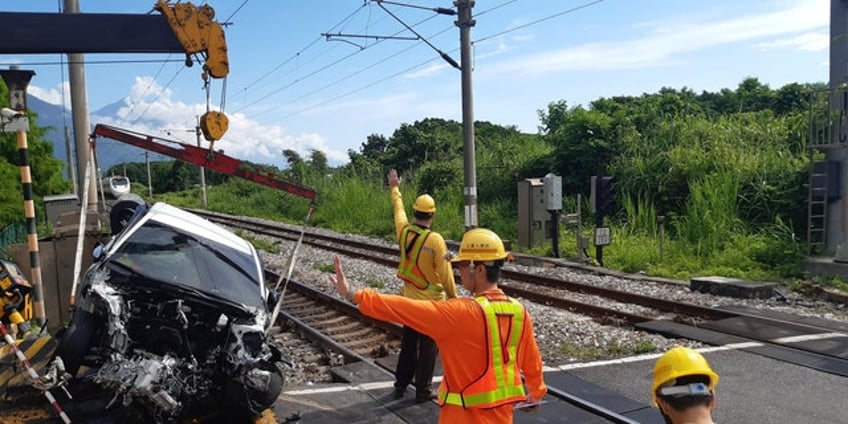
[28, 82, 70, 107]
[404, 63, 448, 79]
[756, 32, 828, 52]
[93, 77, 349, 167]
[488, 0, 827, 75]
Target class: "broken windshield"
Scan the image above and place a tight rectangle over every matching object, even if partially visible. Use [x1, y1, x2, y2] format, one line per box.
[110, 222, 264, 309]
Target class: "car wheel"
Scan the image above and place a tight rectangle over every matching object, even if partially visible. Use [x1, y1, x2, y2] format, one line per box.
[55, 310, 99, 376]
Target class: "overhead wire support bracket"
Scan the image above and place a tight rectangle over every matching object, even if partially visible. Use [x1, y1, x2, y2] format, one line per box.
[374, 0, 461, 69]
[322, 32, 418, 42]
[375, 0, 457, 15]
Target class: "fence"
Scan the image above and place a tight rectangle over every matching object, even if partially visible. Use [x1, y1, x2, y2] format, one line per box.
[0, 223, 26, 258]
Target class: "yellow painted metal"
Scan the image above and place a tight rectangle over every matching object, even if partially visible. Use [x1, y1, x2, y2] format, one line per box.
[154, 0, 229, 79]
[200, 111, 229, 142]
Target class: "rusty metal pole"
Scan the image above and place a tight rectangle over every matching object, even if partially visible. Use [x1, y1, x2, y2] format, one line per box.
[0, 67, 46, 327]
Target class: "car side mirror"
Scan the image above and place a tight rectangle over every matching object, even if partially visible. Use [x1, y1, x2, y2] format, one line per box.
[267, 288, 280, 312]
[92, 243, 105, 261]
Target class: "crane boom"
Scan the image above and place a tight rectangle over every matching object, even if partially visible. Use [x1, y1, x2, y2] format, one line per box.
[93, 124, 317, 201]
[0, 1, 230, 141]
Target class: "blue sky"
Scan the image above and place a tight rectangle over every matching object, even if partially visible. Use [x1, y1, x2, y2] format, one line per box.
[1, 0, 830, 168]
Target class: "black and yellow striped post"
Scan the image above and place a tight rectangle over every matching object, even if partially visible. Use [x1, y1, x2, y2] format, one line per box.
[0, 68, 45, 327]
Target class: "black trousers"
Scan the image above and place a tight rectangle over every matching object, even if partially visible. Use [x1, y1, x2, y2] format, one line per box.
[394, 325, 438, 392]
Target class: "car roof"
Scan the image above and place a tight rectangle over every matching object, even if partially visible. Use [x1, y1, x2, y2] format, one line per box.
[114, 202, 256, 257]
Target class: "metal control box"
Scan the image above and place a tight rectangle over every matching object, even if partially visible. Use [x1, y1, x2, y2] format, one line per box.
[43, 193, 79, 226]
[543, 173, 562, 211]
[518, 178, 552, 248]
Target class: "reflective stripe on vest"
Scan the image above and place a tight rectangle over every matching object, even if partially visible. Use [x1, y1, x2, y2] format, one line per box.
[438, 297, 526, 408]
[396, 225, 443, 293]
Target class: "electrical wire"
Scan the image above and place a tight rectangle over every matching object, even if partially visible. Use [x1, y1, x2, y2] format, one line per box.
[474, 0, 604, 45]
[131, 65, 185, 124]
[0, 58, 182, 67]
[474, 0, 520, 17]
[260, 0, 604, 122]
[236, 11, 442, 116]
[123, 54, 174, 124]
[227, 3, 368, 104]
[223, 0, 251, 23]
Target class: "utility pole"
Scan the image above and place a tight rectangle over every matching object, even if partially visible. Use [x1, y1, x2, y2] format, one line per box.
[196, 118, 208, 209]
[63, 0, 97, 212]
[145, 151, 153, 197]
[64, 126, 77, 195]
[456, 0, 478, 230]
[828, 0, 848, 255]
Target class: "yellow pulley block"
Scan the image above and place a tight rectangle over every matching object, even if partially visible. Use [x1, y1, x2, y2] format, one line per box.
[199, 111, 228, 142]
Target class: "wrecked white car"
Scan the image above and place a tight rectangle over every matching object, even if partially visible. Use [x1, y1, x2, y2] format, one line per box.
[55, 201, 287, 423]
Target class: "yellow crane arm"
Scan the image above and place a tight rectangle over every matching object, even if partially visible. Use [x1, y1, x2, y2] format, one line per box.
[154, 0, 229, 79]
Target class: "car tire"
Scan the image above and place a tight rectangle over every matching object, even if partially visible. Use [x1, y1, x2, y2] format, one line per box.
[55, 310, 99, 376]
[110, 194, 145, 235]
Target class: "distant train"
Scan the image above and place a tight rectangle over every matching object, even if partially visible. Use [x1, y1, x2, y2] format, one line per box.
[103, 176, 131, 199]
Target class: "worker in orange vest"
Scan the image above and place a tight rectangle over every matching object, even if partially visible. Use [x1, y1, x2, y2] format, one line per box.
[329, 228, 547, 423]
[652, 346, 719, 424]
[387, 169, 457, 402]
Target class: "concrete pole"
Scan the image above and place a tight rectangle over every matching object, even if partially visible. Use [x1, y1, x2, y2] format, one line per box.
[455, 0, 478, 230]
[145, 151, 153, 197]
[196, 118, 208, 209]
[64, 0, 97, 212]
[64, 126, 77, 196]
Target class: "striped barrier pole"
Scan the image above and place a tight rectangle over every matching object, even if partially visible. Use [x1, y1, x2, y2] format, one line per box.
[0, 321, 72, 423]
[1, 68, 45, 327]
[17, 128, 46, 327]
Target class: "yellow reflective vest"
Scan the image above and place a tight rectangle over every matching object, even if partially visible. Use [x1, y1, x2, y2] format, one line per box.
[397, 225, 444, 293]
[437, 296, 527, 408]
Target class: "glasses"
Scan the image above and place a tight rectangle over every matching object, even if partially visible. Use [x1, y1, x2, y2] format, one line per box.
[455, 260, 475, 268]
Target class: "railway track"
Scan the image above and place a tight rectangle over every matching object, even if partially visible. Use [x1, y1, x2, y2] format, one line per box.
[193, 209, 740, 324]
[195, 209, 848, 372]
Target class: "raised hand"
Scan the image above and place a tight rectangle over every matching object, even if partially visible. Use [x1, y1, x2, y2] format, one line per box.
[328, 255, 351, 300]
[388, 169, 401, 188]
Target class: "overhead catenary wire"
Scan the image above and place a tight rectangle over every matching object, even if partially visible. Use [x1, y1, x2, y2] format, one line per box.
[227, 3, 369, 104]
[131, 65, 185, 124]
[223, 0, 251, 24]
[474, 0, 604, 44]
[247, 0, 517, 123]
[0, 58, 183, 67]
[123, 54, 174, 124]
[262, 0, 604, 122]
[249, 14, 446, 121]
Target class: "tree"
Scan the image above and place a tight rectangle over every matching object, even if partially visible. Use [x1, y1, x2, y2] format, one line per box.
[0, 81, 71, 225]
[309, 149, 328, 175]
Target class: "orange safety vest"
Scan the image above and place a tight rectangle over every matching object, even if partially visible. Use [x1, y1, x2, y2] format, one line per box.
[397, 225, 443, 293]
[437, 296, 527, 408]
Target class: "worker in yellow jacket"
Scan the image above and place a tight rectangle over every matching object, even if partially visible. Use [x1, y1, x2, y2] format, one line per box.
[387, 169, 457, 402]
[652, 346, 719, 424]
[330, 228, 547, 423]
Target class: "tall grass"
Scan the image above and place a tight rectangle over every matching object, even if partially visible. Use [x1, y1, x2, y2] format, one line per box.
[673, 173, 742, 256]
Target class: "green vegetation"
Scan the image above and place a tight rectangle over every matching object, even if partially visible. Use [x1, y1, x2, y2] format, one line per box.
[234, 230, 280, 254]
[366, 279, 385, 289]
[0, 82, 72, 226]
[556, 340, 658, 361]
[313, 263, 336, 273]
[150, 77, 838, 291]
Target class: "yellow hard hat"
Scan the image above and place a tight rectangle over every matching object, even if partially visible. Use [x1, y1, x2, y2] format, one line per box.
[451, 228, 508, 262]
[652, 346, 719, 406]
[413, 194, 436, 213]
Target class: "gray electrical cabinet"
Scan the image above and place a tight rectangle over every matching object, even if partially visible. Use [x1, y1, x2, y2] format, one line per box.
[43, 194, 79, 226]
[543, 173, 562, 211]
[518, 178, 551, 248]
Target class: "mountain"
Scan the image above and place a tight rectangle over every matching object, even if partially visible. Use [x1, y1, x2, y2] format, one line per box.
[27, 95, 72, 177]
[28, 95, 159, 174]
